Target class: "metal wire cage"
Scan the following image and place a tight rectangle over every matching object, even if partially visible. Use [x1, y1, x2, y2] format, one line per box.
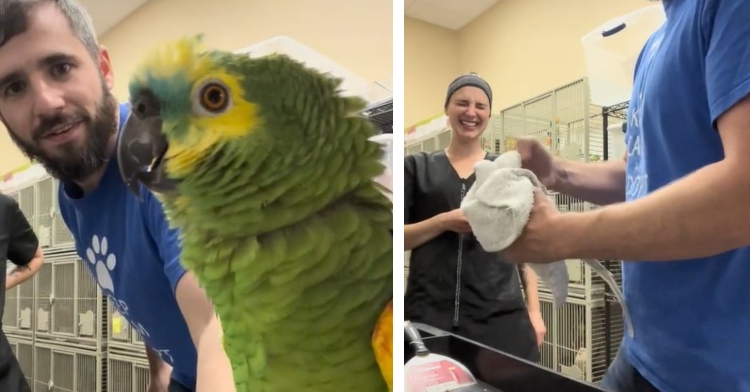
[34, 250, 108, 348]
[6, 335, 34, 388]
[5, 176, 77, 252]
[3, 261, 35, 337]
[31, 341, 107, 392]
[107, 299, 147, 356]
[107, 352, 151, 392]
[538, 292, 625, 383]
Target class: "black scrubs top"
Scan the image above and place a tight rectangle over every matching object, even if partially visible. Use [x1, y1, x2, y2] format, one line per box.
[405, 150, 538, 360]
[0, 194, 37, 392]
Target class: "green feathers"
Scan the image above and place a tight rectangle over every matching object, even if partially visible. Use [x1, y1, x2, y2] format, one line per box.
[129, 36, 393, 391]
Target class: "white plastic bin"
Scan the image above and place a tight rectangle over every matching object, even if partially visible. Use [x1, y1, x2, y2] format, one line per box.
[607, 122, 627, 159]
[581, 4, 666, 107]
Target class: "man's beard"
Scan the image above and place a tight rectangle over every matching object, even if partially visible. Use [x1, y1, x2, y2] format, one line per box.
[7, 88, 118, 184]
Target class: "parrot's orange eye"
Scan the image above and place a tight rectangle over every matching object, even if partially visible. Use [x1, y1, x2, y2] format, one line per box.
[199, 83, 229, 112]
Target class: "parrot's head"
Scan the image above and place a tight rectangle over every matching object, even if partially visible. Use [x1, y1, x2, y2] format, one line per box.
[116, 35, 375, 200]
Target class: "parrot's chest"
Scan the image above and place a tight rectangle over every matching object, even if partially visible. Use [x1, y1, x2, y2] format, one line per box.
[170, 205, 392, 391]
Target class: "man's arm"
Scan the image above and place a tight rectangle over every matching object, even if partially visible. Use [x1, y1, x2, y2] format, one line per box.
[141, 190, 235, 391]
[175, 274, 235, 392]
[550, 152, 627, 206]
[5, 196, 44, 289]
[561, 95, 750, 262]
[557, 1, 750, 262]
[145, 344, 172, 387]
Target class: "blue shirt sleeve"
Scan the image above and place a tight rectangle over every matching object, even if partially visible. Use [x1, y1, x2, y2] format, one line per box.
[704, 0, 750, 125]
[141, 189, 187, 293]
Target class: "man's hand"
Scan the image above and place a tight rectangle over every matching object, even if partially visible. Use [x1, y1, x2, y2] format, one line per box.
[516, 136, 628, 206]
[528, 310, 547, 347]
[145, 345, 172, 392]
[516, 137, 558, 189]
[438, 209, 473, 233]
[502, 190, 564, 264]
[147, 367, 171, 392]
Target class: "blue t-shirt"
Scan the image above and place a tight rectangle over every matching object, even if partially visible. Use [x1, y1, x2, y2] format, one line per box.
[58, 103, 197, 390]
[623, 1, 750, 391]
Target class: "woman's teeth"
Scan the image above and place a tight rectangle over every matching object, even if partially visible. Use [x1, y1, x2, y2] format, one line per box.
[460, 120, 478, 127]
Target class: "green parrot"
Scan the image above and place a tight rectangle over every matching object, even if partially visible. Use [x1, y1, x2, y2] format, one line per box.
[116, 35, 394, 392]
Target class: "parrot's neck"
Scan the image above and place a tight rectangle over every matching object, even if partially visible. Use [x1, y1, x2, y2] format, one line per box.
[165, 134, 386, 237]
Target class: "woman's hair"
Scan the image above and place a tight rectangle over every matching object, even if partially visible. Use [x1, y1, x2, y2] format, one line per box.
[444, 72, 493, 110]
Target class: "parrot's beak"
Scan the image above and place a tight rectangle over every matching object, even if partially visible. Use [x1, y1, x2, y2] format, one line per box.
[116, 92, 179, 197]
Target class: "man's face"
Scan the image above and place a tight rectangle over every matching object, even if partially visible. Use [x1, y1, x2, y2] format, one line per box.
[0, 4, 117, 183]
[445, 86, 491, 140]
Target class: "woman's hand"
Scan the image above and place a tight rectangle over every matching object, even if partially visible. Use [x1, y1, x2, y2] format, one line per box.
[439, 209, 473, 233]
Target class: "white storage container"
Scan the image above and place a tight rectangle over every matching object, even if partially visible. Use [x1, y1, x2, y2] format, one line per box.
[607, 121, 627, 159]
[581, 4, 666, 107]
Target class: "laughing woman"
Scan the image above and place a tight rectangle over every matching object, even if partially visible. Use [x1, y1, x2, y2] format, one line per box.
[404, 73, 545, 362]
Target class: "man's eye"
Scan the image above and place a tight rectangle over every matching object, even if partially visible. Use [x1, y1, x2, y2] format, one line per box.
[4, 82, 25, 97]
[51, 63, 72, 76]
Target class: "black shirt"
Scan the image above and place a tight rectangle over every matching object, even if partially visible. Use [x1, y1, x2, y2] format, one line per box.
[0, 194, 39, 327]
[404, 150, 528, 332]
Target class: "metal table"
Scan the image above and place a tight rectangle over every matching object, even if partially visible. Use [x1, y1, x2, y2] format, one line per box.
[405, 323, 607, 392]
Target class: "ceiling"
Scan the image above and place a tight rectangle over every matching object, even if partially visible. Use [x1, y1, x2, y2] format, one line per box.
[404, 0, 500, 31]
[79, 0, 152, 37]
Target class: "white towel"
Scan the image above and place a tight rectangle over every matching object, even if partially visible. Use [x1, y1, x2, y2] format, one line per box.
[460, 151, 635, 338]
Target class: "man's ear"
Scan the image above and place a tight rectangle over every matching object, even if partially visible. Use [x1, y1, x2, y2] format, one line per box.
[98, 45, 115, 91]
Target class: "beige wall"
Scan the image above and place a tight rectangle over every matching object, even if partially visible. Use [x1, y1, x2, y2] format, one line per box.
[404, 17, 459, 127]
[0, 0, 392, 174]
[405, 0, 649, 128]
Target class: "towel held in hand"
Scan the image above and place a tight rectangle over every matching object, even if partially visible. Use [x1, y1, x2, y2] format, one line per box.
[460, 151, 634, 339]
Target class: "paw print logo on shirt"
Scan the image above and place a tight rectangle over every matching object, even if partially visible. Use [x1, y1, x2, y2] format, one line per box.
[86, 234, 117, 294]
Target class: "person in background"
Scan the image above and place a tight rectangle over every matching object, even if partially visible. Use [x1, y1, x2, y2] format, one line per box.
[0, 1, 235, 391]
[404, 73, 546, 362]
[504, 1, 750, 391]
[0, 193, 44, 392]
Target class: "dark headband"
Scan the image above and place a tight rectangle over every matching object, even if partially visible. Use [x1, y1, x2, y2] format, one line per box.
[444, 73, 493, 110]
